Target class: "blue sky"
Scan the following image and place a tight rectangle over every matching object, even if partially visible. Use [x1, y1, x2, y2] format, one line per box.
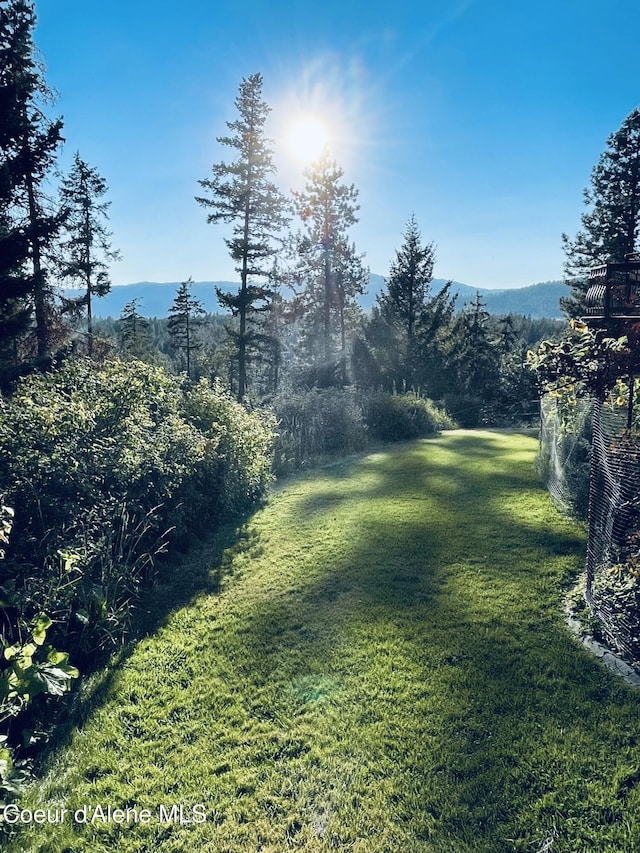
[35, 0, 640, 290]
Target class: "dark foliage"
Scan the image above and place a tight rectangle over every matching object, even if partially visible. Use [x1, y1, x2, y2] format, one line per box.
[562, 107, 640, 317]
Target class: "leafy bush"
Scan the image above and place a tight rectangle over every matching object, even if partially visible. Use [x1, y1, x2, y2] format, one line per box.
[363, 392, 455, 442]
[0, 358, 274, 659]
[182, 379, 276, 519]
[0, 506, 79, 803]
[271, 388, 368, 476]
[591, 563, 640, 659]
[271, 389, 453, 475]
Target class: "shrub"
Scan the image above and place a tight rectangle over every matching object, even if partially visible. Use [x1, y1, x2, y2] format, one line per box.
[442, 391, 487, 428]
[0, 358, 274, 659]
[182, 379, 276, 520]
[0, 506, 79, 803]
[363, 392, 455, 442]
[270, 389, 453, 475]
[271, 388, 368, 476]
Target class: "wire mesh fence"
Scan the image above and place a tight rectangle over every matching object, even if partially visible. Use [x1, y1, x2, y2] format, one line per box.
[538, 395, 592, 523]
[540, 391, 640, 660]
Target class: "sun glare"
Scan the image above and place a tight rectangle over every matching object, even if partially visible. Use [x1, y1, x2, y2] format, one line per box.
[286, 116, 329, 163]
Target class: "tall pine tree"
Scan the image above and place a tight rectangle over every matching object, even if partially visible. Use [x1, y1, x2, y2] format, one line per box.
[0, 0, 64, 364]
[118, 298, 149, 359]
[355, 216, 455, 394]
[167, 278, 205, 379]
[291, 149, 367, 383]
[562, 107, 640, 317]
[196, 72, 288, 401]
[446, 291, 500, 426]
[379, 216, 435, 346]
[58, 153, 120, 356]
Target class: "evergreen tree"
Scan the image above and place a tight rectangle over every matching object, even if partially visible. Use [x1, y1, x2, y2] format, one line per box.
[0, 0, 64, 361]
[353, 217, 455, 395]
[0, 1, 30, 379]
[58, 153, 120, 356]
[446, 292, 500, 426]
[495, 314, 516, 354]
[248, 260, 288, 395]
[562, 107, 640, 317]
[118, 298, 149, 359]
[167, 278, 205, 378]
[291, 149, 367, 383]
[380, 216, 434, 347]
[351, 305, 397, 391]
[377, 216, 455, 392]
[0, 184, 30, 378]
[196, 72, 288, 401]
[486, 314, 539, 424]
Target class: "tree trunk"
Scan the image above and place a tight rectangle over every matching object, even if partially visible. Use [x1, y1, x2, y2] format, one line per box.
[323, 248, 331, 364]
[26, 168, 47, 358]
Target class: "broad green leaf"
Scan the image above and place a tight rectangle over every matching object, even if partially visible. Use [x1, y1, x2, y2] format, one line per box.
[3, 644, 19, 661]
[32, 614, 52, 646]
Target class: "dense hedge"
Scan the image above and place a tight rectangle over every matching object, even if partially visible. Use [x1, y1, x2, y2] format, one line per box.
[362, 392, 455, 442]
[0, 358, 275, 798]
[0, 358, 275, 660]
[271, 389, 367, 475]
[271, 389, 455, 475]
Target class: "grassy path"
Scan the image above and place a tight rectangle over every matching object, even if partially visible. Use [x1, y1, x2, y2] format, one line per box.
[6, 431, 640, 852]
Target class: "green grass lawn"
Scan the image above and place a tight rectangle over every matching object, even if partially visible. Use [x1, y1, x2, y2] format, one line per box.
[5, 430, 640, 852]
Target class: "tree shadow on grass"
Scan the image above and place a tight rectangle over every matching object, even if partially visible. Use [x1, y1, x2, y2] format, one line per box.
[28, 431, 608, 851]
[219, 432, 581, 678]
[203, 431, 632, 850]
[413, 591, 639, 851]
[36, 507, 258, 771]
[290, 432, 561, 543]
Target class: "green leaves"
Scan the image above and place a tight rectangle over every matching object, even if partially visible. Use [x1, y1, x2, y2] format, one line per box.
[1, 614, 79, 713]
[0, 503, 13, 560]
[0, 357, 275, 658]
[0, 612, 78, 801]
[30, 657, 79, 698]
[528, 320, 631, 400]
[32, 614, 52, 646]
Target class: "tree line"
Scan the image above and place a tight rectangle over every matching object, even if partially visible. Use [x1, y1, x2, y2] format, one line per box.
[100, 73, 550, 426]
[0, 0, 119, 385]
[187, 72, 546, 423]
[0, 2, 551, 424]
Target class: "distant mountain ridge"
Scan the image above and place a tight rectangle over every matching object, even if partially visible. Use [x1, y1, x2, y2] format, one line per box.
[368, 275, 566, 319]
[67, 275, 566, 320]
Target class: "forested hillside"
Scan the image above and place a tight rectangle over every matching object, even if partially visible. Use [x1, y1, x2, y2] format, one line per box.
[62, 277, 566, 320]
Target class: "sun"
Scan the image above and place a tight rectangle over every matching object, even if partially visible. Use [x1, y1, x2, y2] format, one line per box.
[286, 116, 329, 163]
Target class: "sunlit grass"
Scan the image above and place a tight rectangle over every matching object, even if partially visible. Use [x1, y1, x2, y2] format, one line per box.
[6, 431, 640, 851]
